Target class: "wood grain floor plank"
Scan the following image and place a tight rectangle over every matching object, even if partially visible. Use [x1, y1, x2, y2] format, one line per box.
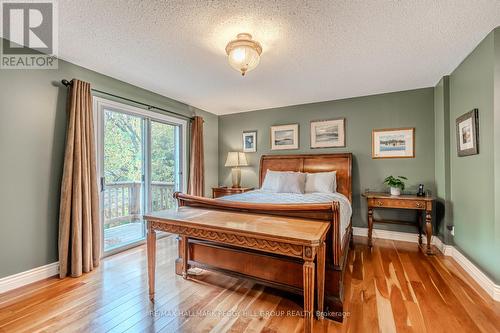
[1, 236, 498, 333]
[239, 288, 282, 333]
[180, 280, 253, 333]
[156, 278, 241, 332]
[358, 247, 380, 333]
[195, 284, 265, 333]
[10, 257, 174, 332]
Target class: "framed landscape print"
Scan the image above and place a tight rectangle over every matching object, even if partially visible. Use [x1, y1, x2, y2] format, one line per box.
[372, 127, 415, 159]
[456, 109, 479, 157]
[310, 118, 345, 148]
[271, 124, 299, 150]
[242, 131, 257, 153]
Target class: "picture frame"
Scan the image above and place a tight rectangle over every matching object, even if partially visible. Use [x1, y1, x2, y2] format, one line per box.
[310, 118, 345, 148]
[270, 124, 299, 150]
[242, 131, 257, 153]
[456, 109, 479, 157]
[372, 127, 415, 159]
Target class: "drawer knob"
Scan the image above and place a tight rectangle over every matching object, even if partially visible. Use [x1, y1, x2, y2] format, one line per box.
[377, 201, 383, 206]
[416, 202, 422, 208]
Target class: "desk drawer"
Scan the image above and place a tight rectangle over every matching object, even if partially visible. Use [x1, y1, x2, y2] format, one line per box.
[369, 198, 426, 210]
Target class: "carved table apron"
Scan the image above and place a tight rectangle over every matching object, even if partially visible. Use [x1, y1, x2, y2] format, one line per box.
[144, 207, 330, 333]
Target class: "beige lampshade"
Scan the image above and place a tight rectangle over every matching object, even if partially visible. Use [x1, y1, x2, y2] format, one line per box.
[225, 152, 248, 167]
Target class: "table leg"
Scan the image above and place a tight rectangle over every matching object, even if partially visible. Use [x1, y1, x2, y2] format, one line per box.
[418, 211, 423, 245]
[182, 235, 189, 279]
[303, 260, 315, 333]
[425, 210, 433, 255]
[147, 222, 156, 300]
[368, 208, 374, 247]
[316, 242, 326, 319]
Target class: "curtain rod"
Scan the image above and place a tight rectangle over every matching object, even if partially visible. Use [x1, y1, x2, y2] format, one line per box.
[61, 79, 194, 121]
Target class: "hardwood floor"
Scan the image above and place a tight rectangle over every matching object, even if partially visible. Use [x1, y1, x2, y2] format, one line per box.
[0, 235, 498, 333]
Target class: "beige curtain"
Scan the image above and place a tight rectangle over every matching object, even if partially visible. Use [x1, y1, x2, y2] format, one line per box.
[58, 79, 100, 278]
[188, 116, 205, 196]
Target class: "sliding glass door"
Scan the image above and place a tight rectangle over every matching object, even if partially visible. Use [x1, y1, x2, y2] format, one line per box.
[150, 120, 180, 213]
[95, 98, 187, 255]
[102, 110, 146, 252]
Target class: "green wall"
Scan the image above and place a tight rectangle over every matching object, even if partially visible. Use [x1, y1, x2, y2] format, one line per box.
[0, 44, 218, 278]
[433, 76, 452, 242]
[443, 29, 500, 282]
[494, 28, 500, 276]
[218, 88, 436, 231]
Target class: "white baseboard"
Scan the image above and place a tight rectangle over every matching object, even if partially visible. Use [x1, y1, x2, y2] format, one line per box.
[353, 226, 427, 243]
[353, 227, 499, 301]
[446, 246, 500, 301]
[431, 235, 454, 256]
[0, 262, 59, 294]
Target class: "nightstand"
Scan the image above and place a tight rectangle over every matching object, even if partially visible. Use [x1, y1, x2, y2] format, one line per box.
[212, 186, 254, 199]
[362, 192, 435, 254]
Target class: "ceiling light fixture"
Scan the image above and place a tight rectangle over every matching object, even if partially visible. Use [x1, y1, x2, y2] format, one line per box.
[225, 33, 262, 76]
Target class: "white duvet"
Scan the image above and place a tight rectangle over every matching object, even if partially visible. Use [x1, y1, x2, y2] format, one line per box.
[219, 190, 352, 241]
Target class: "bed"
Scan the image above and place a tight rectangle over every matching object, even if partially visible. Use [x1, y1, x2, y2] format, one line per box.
[219, 190, 352, 243]
[173, 153, 353, 321]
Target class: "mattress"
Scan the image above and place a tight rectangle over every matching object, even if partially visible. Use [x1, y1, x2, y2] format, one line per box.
[219, 190, 352, 242]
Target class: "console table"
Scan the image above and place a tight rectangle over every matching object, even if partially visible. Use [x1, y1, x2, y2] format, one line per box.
[144, 207, 330, 333]
[362, 192, 435, 254]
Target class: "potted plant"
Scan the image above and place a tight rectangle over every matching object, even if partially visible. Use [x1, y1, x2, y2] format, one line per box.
[383, 176, 407, 196]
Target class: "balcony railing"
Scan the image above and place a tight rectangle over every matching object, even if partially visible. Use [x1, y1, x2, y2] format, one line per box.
[103, 181, 175, 228]
[151, 181, 176, 211]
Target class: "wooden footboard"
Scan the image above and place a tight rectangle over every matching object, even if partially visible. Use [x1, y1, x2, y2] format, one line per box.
[173, 192, 352, 321]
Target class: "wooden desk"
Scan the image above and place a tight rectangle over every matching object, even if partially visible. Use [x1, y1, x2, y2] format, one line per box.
[144, 207, 330, 333]
[362, 192, 435, 254]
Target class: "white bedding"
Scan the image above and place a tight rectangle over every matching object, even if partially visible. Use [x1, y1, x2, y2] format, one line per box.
[219, 189, 352, 242]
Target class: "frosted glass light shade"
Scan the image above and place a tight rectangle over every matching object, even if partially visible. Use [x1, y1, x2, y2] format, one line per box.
[225, 33, 262, 76]
[225, 152, 248, 167]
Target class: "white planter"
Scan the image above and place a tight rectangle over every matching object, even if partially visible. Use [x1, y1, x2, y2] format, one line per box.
[390, 187, 401, 196]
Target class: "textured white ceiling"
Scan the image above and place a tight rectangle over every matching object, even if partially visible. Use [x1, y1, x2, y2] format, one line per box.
[59, 1, 500, 115]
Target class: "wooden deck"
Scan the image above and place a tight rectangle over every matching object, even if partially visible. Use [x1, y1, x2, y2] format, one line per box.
[0, 236, 499, 332]
[104, 223, 145, 250]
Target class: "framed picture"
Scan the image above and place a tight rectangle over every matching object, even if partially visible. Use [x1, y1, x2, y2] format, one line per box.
[310, 118, 345, 148]
[372, 128, 415, 159]
[456, 109, 479, 157]
[242, 131, 257, 153]
[271, 124, 299, 150]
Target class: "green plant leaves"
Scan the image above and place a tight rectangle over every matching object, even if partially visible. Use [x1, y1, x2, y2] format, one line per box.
[383, 175, 407, 190]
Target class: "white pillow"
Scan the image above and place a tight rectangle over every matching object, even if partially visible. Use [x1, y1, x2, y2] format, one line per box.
[276, 172, 306, 194]
[261, 170, 281, 192]
[262, 170, 307, 193]
[305, 171, 337, 193]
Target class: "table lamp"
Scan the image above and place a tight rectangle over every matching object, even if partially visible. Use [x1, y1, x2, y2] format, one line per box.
[225, 152, 248, 188]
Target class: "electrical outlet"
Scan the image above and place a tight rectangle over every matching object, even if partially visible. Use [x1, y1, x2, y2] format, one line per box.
[450, 226, 455, 236]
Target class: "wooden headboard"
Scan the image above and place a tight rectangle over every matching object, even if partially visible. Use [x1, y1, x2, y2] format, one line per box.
[259, 153, 353, 202]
